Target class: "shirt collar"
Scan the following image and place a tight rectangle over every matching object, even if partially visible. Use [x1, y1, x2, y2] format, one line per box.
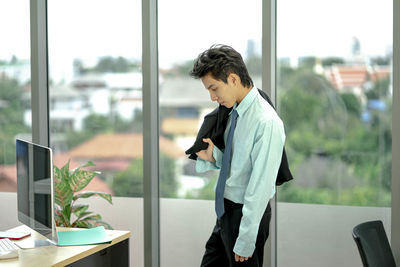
[231, 86, 257, 117]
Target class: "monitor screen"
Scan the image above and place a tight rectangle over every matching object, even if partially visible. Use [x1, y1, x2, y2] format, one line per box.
[16, 139, 57, 243]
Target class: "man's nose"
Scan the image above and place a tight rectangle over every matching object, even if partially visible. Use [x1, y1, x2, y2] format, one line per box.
[209, 92, 218, 101]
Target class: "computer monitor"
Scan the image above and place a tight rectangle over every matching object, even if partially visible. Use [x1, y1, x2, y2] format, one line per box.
[16, 138, 58, 247]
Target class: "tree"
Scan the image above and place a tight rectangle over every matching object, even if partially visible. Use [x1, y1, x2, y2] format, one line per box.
[0, 77, 30, 164]
[279, 87, 323, 132]
[322, 57, 345, 67]
[365, 76, 391, 100]
[65, 113, 111, 149]
[163, 60, 194, 77]
[66, 112, 139, 149]
[95, 56, 139, 73]
[370, 56, 391, 66]
[112, 158, 143, 197]
[112, 153, 178, 198]
[84, 113, 113, 133]
[298, 56, 317, 69]
[159, 152, 178, 198]
[74, 56, 140, 74]
[185, 178, 215, 200]
[96, 57, 119, 73]
[277, 65, 392, 207]
[278, 182, 390, 206]
[73, 58, 85, 76]
[340, 93, 361, 117]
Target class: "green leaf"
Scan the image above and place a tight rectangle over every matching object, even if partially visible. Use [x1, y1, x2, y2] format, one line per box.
[71, 161, 96, 176]
[74, 211, 93, 221]
[72, 220, 91, 228]
[71, 204, 89, 217]
[54, 214, 65, 227]
[54, 179, 73, 207]
[74, 191, 113, 204]
[53, 165, 62, 184]
[72, 214, 102, 228]
[62, 204, 72, 224]
[79, 214, 102, 221]
[58, 209, 72, 227]
[70, 170, 97, 193]
[53, 165, 73, 208]
[60, 160, 71, 185]
[54, 208, 68, 227]
[73, 214, 113, 230]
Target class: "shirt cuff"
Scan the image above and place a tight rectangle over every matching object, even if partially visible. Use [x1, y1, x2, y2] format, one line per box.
[195, 158, 218, 173]
[233, 239, 255, 258]
[213, 146, 223, 168]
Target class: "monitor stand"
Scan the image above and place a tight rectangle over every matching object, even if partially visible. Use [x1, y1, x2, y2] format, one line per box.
[17, 238, 57, 249]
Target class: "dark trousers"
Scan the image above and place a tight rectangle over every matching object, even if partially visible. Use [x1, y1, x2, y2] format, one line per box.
[200, 199, 272, 267]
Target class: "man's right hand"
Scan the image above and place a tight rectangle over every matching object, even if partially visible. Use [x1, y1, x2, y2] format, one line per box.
[196, 138, 216, 162]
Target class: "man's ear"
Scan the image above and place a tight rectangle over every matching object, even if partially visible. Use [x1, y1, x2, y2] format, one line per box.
[229, 73, 240, 86]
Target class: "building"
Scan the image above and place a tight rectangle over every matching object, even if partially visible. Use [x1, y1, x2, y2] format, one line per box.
[67, 133, 184, 185]
[325, 64, 391, 105]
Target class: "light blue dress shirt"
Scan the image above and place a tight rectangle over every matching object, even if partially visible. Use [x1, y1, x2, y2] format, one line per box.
[196, 86, 286, 257]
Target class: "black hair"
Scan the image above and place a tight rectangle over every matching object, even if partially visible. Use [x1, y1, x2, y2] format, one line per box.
[190, 44, 253, 88]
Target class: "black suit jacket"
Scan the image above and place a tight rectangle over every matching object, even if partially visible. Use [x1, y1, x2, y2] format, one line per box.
[185, 89, 293, 186]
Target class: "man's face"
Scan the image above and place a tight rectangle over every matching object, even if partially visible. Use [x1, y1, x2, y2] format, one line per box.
[201, 73, 237, 108]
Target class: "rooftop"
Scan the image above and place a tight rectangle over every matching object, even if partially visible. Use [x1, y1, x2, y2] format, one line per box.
[69, 133, 184, 159]
[326, 65, 391, 91]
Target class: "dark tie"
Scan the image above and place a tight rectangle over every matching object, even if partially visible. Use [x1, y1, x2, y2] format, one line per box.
[215, 109, 238, 218]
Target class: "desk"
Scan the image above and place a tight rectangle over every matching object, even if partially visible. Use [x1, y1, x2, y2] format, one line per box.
[0, 225, 130, 267]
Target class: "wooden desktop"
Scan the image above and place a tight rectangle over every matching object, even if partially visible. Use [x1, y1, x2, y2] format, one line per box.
[0, 225, 130, 267]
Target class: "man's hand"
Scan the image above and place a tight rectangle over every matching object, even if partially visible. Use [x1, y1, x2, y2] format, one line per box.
[234, 253, 251, 262]
[196, 138, 216, 162]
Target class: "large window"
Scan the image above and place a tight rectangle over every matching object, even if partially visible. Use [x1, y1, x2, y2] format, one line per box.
[0, 0, 31, 194]
[48, 1, 143, 266]
[276, 0, 393, 266]
[2, 1, 398, 266]
[158, 0, 262, 266]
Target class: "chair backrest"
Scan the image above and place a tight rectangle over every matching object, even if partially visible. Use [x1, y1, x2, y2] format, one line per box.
[352, 220, 396, 267]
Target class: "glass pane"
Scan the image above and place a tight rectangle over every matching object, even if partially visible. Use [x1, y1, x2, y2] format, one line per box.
[277, 0, 392, 266]
[0, 0, 31, 196]
[48, 1, 142, 266]
[158, 0, 262, 266]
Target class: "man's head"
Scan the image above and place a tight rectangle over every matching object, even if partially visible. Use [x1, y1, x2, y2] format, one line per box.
[190, 45, 253, 108]
[190, 44, 253, 87]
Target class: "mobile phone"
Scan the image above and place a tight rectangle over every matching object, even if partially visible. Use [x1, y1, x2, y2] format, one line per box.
[0, 231, 31, 240]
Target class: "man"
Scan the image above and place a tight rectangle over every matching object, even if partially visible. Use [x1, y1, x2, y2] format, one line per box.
[191, 44, 286, 267]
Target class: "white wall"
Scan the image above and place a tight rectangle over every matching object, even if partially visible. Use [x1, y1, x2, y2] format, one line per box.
[277, 202, 391, 267]
[0, 192, 19, 230]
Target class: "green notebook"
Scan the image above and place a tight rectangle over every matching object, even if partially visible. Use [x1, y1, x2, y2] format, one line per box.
[57, 226, 112, 246]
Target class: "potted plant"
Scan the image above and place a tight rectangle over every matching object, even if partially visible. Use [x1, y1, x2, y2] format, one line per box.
[53, 160, 113, 229]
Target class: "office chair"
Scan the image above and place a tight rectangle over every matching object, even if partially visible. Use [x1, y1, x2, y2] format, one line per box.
[352, 220, 396, 267]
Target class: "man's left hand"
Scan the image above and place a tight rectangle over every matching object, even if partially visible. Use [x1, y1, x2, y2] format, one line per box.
[234, 253, 251, 262]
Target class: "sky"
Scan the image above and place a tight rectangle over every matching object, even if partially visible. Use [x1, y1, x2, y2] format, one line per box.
[0, 0, 393, 83]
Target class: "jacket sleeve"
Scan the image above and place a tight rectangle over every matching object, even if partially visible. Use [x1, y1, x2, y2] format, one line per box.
[258, 88, 293, 186]
[186, 109, 219, 158]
